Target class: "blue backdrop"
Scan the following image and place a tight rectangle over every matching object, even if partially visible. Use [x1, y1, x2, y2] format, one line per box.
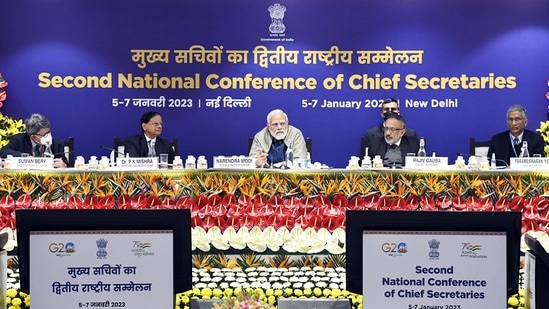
[1, 0, 549, 167]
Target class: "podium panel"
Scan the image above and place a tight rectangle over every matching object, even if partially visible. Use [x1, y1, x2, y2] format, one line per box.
[277, 298, 351, 309]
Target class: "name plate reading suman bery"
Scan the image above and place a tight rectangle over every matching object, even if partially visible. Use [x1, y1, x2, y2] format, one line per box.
[510, 157, 549, 170]
[405, 156, 448, 170]
[213, 156, 256, 169]
[116, 157, 158, 170]
[9, 157, 54, 170]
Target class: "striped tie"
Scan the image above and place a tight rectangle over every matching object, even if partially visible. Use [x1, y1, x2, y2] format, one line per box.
[148, 140, 156, 157]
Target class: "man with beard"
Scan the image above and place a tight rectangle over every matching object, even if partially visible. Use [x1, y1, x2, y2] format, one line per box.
[360, 98, 418, 158]
[249, 109, 307, 168]
[487, 104, 544, 166]
[367, 112, 419, 168]
[124, 111, 177, 163]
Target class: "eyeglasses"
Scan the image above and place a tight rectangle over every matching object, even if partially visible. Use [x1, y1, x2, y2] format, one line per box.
[383, 126, 404, 133]
[270, 122, 287, 127]
[33, 130, 51, 138]
[149, 122, 164, 127]
[382, 107, 399, 112]
[507, 117, 524, 123]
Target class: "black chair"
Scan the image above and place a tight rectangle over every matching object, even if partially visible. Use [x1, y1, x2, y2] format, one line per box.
[247, 137, 312, 156]
[469, 137, 491, 157]
[112, 136, 179, 160]
[62, 137, 75, 167]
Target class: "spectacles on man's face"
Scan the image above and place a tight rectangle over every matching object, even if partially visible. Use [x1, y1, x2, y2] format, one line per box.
[33, 130, 51, 138]
[270, 121, 287, 127]
[148, 122, 164, 127]
[507, 117, 524, 123]
[383, 126, 404, 133]
[382, 107, 399, 113]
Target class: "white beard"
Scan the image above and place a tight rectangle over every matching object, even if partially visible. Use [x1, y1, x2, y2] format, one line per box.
[271, 130, 287, 140]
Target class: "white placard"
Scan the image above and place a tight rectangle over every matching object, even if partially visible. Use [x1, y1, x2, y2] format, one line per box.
[9, 157, 54, 170]
[362, 231, 506, 309]
[213, 156, 256, 169]
[510, 157, 549, 170]
[30, 230, 173, 309]
[405, 156, 449, 170]
[116, 157, 158, 170]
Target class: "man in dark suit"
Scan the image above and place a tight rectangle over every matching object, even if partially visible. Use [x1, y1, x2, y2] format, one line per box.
[487, 104, 544, 166]
[124, 111, 177, 163]
[0, 113, 69, 167]
[360, 98, 418, 158]
[368, 113, 419, 167]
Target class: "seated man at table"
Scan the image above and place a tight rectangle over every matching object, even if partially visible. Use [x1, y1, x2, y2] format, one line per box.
[0, 113, 69, 167]
[124, 111, 177, 163]
[249, 109, 307, 168]
[360, 98, 418, 158]
[367, 113, 419, 168]
[487, 104, 544, 166]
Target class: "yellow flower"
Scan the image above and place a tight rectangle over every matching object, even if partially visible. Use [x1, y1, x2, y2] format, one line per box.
[6, 288, 18, 298]
[507, 295, 519, 306]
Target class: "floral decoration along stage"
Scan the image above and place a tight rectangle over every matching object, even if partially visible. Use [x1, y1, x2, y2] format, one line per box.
[0, 72, 26, 148]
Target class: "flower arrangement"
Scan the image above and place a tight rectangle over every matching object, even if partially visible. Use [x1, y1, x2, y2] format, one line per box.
[212, 289, 275, 309]
[0, 73, 26, 148]
[539, 78, 549, 157]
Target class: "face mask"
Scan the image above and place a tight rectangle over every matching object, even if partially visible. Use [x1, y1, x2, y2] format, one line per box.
[40, 134, 52, 146]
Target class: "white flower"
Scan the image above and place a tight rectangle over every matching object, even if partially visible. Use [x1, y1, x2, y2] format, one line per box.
[192, 227, 211, 252]
[292, 282, 303, 288]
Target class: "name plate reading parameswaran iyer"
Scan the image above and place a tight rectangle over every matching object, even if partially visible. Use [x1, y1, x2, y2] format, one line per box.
[116, 157, 159, 170]
[510, 157, 549, 170]
[405, 156, 449, 170]
[213, 156, 256, 169]
[9, 157, 54, 170]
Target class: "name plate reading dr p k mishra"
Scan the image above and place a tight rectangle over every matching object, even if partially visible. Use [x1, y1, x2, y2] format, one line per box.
[510, 157, 549, 170]
[9, 157, 54, 170]
[405, 156, 449, 170]
[213, 156, 256, 169]
[116, 157, 159, 170]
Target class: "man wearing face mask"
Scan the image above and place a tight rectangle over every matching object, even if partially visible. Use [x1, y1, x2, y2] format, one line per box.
[249, 109, 307, 168]
[0, 113, 69, 168]
[360, 98, 418, 158]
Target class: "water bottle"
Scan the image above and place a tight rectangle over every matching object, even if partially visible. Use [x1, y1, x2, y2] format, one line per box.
[490, 153, 496, 169]
[417, 138, 427, 157]
[285, 142, 294, 167]
[305, 152, 311, 169]
[519, 141, 529, 157]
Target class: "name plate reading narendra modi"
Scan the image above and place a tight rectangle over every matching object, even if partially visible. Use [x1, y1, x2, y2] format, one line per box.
[116, 157, 158, 170]
[9, 157, 54, 170]
[405, 156, 448, 170]
[213, 156, 256, 169]
[510, 157, 549, 170]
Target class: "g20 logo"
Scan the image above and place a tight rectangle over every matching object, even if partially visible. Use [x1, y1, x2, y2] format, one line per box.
[381, 242, 407, 253]
[49, 242, 76, 253]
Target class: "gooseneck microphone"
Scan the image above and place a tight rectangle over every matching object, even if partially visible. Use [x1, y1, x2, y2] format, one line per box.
[455, 152, 510, 168]
[100, 145, 126, 158]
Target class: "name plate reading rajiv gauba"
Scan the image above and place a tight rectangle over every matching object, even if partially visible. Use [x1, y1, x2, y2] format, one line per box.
[405, 156, 449, 170]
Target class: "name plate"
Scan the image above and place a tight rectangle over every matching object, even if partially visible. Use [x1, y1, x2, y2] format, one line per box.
[510, 157, 549, 170]
[116, 157, 158, 170]
[9, 157, 54, 170]
[405, 156, 448, 170]
[213, 156, 256, 169]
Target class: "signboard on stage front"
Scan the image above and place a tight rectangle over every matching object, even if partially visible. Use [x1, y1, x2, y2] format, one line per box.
[362, 231, 507, 308]
[29, 230, 173, 309]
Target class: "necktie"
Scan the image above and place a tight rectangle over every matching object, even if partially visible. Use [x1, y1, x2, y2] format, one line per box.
[34, 145, 42, 157]
[148, 140, 156, 157]
[390, 144, 397, 149]
[513, 137, 520, 146]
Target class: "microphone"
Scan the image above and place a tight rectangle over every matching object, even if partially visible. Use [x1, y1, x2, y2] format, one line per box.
[100, 145, 126, 158]
[456, 152, 510, 168]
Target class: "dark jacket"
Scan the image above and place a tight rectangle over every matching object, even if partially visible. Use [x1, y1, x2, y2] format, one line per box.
[0, 133, 70, 167]
[361, 124, 418, 158]
[367, 134, 420, 167]
[124, 134, 177, 163]
[487, 129, 544, 166]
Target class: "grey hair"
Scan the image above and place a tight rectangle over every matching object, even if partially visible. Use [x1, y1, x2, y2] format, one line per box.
[266, 109, 288, 124]
[25, 113, 51, 135]
[507, 104, 527, 120]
